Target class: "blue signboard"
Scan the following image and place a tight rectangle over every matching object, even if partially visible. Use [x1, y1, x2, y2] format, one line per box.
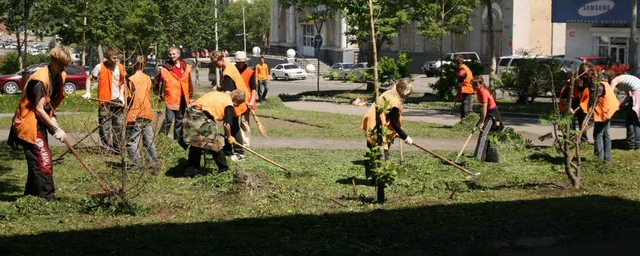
[552, 0, 640, 24]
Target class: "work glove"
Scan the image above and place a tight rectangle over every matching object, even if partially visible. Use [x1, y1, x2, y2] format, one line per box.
[53, 127, 66, 142]
[228, 136, 237, 145]
[82, 92, 91, 100]
[404, 136, 413, 145]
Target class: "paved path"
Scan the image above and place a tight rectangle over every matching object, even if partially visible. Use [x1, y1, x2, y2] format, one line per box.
[283, 101, 627, 144]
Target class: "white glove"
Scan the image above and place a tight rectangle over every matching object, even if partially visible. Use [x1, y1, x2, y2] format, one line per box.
[82, 92, 91, 99]
[53, 127, 66, 142]
[51, 117, 58, 127]
[404, 136, 413, 145]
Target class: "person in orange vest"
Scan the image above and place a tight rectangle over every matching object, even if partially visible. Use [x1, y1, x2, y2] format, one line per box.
[83, 47, 127, 152]
[234, 51, 258, 150]
[183, 90, 246, 177]
[255, 56, 270, 102]
[125, 56, 159, 175]
[580, 63, 619, 162]
[361, 78, 414, 184]
[6, 45, 72, 200]
[559, 78, 589, 142]
[210, 50, 247, 161]
[454, 54, 475, 119]
[472, 77, 504, 162]
[153, 46, 193, 148]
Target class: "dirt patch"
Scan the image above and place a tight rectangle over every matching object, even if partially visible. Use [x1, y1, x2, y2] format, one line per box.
[232, 169, 270, 191]
[152, 207, 171, 218]
[256, 115, 327, 128]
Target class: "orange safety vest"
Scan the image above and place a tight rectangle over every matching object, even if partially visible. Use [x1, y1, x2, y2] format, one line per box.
[97, 62, 126, 103]
[460, 64, 475, 94]
[559, 83, 580, 112]
[255, 63, 270, 82]
[159, 63, 191, 110]
[594, 81, 620, 122]
[361, 90, 403, 148]
[193, 91, 233, 121]
[577, 86, 590, 113]
[221, 63, 249, 116]
[240, 67, 257, 110]
[11, 67, 67, 145]
[126, 72, 154, 123]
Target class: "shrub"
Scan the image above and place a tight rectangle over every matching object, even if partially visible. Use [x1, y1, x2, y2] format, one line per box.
[495, 55, 567, 104]
[429, 61, 482, 101]
[0, 52, 50, 75]
[323, 70, 340, 80]
[366, 53, 412, 89]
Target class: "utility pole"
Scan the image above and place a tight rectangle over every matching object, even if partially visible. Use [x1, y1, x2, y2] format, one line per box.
[631, 0, 638, 75]
[242, 0, 247, 52]
[215, 0, 220, 87]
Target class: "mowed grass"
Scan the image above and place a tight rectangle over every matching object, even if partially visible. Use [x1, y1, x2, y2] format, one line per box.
[0, 97, 464, 139]
[1, 138, 640, 255]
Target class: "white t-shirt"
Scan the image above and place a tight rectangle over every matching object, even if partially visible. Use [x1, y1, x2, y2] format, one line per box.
[616, 74, 640, 92]
[92, 63, 121, 100]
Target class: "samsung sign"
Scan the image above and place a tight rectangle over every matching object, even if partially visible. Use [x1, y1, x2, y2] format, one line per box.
[552, 0, 640, 23]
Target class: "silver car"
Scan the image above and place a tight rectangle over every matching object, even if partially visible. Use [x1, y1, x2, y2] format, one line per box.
[328, 63, 354, 79]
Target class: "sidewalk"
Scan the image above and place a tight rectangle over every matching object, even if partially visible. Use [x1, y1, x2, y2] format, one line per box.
[283, 101, 628, 143]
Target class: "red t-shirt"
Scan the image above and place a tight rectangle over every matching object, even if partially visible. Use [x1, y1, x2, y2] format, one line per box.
[172, 64, 184, 78]
[476, 87, 496, 110]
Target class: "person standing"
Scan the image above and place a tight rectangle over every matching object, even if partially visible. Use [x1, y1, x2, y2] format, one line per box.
[153, 46, 193, 148]
[454, 55, 475, 119]
[559, 78, 590, 143]
[361, 78, 414, 184]
[580, 63, 619, 162]
[610, 73, 640, 150]
[83, 47, 126, 152]
[210, 50, 247, 161]
[183, 90, 246, 177]
[7, 46, 72, 200]
[125, 56, 159, 175]
[472, 77, 504, 162]
[255, 56, 270, 102]
[234, 51, 258, 150]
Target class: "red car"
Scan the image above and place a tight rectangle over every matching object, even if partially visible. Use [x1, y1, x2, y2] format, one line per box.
[0, 63, 88, 95]
[579, 56, 629, 74]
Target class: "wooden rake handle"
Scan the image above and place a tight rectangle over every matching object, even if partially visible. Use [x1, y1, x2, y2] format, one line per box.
[455, 129, 476, 162]
[63, 139, 113, 192]
[412, 142, 480, 178]
[233, 142, 291, 176]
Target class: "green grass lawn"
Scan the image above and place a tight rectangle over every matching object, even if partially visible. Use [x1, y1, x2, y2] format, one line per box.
[1, 138, 639, 255]
[0, 97, 463, 139]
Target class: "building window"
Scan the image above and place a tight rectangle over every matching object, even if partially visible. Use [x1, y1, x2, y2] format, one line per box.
[597, 36, 628, 65]
[302, 24, 316, 47]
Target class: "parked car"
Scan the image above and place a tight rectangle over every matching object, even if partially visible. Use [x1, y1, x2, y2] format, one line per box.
[328, 63, 354, 79]
[270, 63, 307, 80]
[578, 56, 629, 73]
[422, 52, 480, 76]
[0, 64, 88, 95]
[346, 62, 369, 81]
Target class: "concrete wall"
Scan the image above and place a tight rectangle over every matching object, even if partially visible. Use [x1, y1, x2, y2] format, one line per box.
[564, 24, 594, 58]
[552, 23, 567, 55]
[529, 0, 553, 55]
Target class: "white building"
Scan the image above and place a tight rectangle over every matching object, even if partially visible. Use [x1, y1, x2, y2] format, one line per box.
[553, 0, 638, 66]
[270, 0, 565, 73]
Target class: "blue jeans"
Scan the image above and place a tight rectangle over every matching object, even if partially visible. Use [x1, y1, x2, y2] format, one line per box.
[126, 118, 158, 169]
[98, 103, 124, 151]
[593, 120, 612, 162]
[627, 102, 640, 149]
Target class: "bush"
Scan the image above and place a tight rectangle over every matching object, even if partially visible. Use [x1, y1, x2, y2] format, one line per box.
[429, 61, 482, 101]
[366, 53, 412, 89]
[323, 70, 340, 80]
[0, 52, 50, 75]
[496, 55, 568, 104]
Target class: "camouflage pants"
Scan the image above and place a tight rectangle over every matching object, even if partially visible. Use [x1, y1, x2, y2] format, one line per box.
[183, 105, 223, 151]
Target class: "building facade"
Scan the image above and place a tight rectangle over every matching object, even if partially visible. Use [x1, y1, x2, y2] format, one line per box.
[270, 0, 564, 73]
[553, 0, 639, 67]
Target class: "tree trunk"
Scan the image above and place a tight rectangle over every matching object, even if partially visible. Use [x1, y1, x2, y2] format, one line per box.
[16, 30, 23, 71]
[195, 50, 200, 87]
[487, 0, 496, 88]
[368, 0, 384, 203]
[82, 1, 88, 67]
[98, 43, 104, 63]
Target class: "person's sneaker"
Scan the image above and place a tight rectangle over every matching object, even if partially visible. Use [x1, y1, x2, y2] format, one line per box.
[184, 167, 199, 178]
[230, 153, 246, 162]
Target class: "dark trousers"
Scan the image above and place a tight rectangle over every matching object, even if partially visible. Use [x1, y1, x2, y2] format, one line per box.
[474, 110, 503, 162]
[257, 80, 269, 101]
[98, 103, 124, 151]
[626, 102, 640, 149]
[460, 93, 473, 119]
[159, 98, 187, 147]
[23, 129, 55, 200]
[222, 116, 244, 156]
[574, 109, 589, 143]
[188, 146, 229, 172]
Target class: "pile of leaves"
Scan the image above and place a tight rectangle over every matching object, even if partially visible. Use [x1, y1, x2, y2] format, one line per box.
[451, 113, 480, 132]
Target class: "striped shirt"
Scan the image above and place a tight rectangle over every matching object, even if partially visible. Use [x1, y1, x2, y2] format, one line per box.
[616, 75, 640, 92]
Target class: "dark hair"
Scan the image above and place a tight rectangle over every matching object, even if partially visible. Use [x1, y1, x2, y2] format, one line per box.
[472, 76, 484, 87]
[602, 69, 616, 83]
[105, 47, 119, 57]
[454, 54, 464, 65]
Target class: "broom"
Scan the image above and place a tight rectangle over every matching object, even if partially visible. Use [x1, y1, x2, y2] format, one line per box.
[249, 108, 268, 137]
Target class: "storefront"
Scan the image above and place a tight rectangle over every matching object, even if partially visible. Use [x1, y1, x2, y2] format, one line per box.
[553, 0, 640, 65]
